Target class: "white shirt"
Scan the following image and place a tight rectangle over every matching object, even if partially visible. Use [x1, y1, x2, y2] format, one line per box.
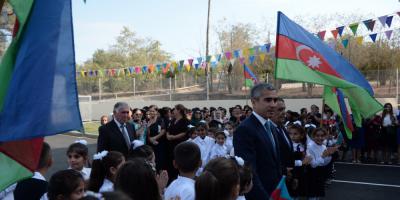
[68, 167, 91, 181]
[383, 114, 393, 127]
[225, 135, 233, 153]
[99, 178, 114, 192]
[237, 195, 246, 200]
[209, 143, 228, 160]
[307, 140, 331, 168]
[253, 112, 276, 148]
[192, 136, 215, 167]
[164, 176, 195, 200]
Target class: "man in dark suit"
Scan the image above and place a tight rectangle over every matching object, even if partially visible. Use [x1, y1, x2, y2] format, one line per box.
[233, 83, 282, 200]
[97, 102, 136, 157]
[272, 98, 294, 175]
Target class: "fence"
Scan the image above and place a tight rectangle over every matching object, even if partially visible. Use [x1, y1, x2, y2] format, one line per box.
[77, 68, 400, 102]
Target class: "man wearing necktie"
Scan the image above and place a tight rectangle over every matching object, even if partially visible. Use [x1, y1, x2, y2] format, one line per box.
[272, 98, 294, 176]
[97, 102, 137, 157]
[233, 83, 282, 200]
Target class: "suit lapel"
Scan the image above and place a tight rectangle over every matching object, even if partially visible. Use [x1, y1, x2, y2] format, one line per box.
[110, 120, 128, 148]
[249, 114, 279, 161]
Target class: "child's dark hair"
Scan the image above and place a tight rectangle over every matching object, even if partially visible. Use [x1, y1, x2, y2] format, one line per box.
[187, 126, 196, 136]
[174, 142, 201, 173]
[195, 157, 240, 200]
[312, 127, 328, 137]
[290, 124, 308, 145]
[238, 163, 252, 195]
[224, 121, 236, 129]
[115, 158, 161, 200]
[196, 122, 208, 130]
[47, 169, 84, 200]
[66, 142, 89, 158]
[129, 145, 154, 162]
[215, 130, 227, 138]
[88, 151, 124, 192]
[37, 142, 52, 170]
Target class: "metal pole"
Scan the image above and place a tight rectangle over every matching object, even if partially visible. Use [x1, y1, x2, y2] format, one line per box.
[397, 68, 399, 108]
[133, 77, 136, 96]
[205, 0, 211, 101]
[169, 77, 172, 101]
[266, 73, 269, 83]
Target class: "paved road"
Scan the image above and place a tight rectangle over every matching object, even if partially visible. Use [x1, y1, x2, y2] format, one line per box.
[46, 134, 400, 199]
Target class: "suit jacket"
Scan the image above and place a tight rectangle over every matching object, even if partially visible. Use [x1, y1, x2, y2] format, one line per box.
[14, 178, 47, 200]
[97, 120, 136, 157]
[275, 126, 294, 174]
[233, 114, 282, 200]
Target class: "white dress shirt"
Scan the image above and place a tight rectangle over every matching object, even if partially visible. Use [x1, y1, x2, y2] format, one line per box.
[164, 176, 195, 200]
[225, 135, 233, 153]
[307, 140, 331, 168]
[68, 167, 91, 181]
[99, 178, 114, 192]
[192, 136, 215, 167]
[209, 143, 228, 160]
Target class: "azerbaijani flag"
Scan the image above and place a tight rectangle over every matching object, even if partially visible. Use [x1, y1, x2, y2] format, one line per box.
[244, 64, 258, 87]
[275, 12, 382, 126]
[323, 87, 355, 138]
[0, 0, 82, 190]
[270, 176, 292, 200]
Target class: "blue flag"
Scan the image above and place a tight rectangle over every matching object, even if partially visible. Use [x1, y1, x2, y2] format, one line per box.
[0, 0, 82, 141]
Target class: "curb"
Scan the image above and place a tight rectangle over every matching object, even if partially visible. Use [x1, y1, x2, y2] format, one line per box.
[63, 131, 98, 139]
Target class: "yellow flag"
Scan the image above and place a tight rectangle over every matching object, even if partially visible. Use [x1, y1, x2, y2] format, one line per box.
[185, 64, 191, 72]
[356, 36, 363, 45]
[259, 54, 266, 63]
[80, 71, 85, 77]
[242, 48, 249, 57]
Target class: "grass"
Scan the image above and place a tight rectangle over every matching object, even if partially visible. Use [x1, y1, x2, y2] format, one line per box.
[83, 121, 100, 135]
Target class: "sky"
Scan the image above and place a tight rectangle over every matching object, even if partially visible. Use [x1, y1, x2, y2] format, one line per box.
[72, 0, 400, 64]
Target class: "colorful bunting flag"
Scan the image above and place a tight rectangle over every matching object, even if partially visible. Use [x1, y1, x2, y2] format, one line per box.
[265, 43, 271, 52]
[336, 26, 345, 37]
[249, 55, 255, 64]
[225, 51, 232, 60]
[206, 55, 211, 63]
[185, 64, 191, 72]
[386, 16, 393, 28]
[385, 30, 393, 40]
[331, 29, 338, 39]
[317, 30, 326, 40]
[349, 23, 359, 35]
[259, 54, 266, 63]
[378, 15, 387, 27]
[216, 54, 221, 62]
[363, 19, 375, 31]
[239, 57, 245, 65]
[369, 33, 377, 42]
[188, 58, 193, 66]
[249, 48, 255, 55]
[342, 39, 349, 48]
[356, 36, 363, 45]
[242, 48, 249, 57]
[197, 57, 203, 64]
[194, 63, 199, 69]
[234, 50, 240, 58]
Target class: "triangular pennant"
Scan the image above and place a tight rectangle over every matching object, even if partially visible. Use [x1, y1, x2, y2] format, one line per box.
[363, 19, 375, 31]
[398, 12, 400, 17]
[216, 54, 221, 62]
[317, 30, 326, 40]
[378, 15, 387, 27]
[331, 29, 338, 39]
[254, 45, 260, 54]
[259, 54, 266, 63]
[162, 63, 167, 69]
[385, 30, 393, 40]
[135, 66, 141, 74]
[249, 55, 255, 64]
[249, 48, 255, 56]
[179, 60, 184, 68]
[336, 26, 345, 37]
[142, 66, 148, 73]
[242, 48, 249, 57]
[172, 61, 178, 68]
[265, 43, 271, 52]
[194, 63, 199, 69]
[239, 57, 245, 65]
[185, 64, 191, 72]
[188, 59, 193, 66]
[206, 55, 212, 63]
[225, 51, 232, 60]
[230, 58, 235, 66]
[156, 65, 161, 72]
[356, 36, 363, 45]
[342, 39, 349, 48]
[349, 23, 359, 35]
[386, 16, 393, 28]
[197, 57, 203, 64]
[369, 33, 377, 42]
[124, 68, 130, 76]
[234, 50, 240, 58]
[80, 70, 85, 77]
[211, 61, 217, 68]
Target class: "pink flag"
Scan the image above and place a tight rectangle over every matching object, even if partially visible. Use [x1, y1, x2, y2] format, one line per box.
[188, 58, 194, 66]
[318, 30, 326, 40]
[225, 51, 232, 60]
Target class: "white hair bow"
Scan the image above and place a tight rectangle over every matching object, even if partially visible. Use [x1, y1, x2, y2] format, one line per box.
[131, 140, 144, 150]
[93, 150, 108, 160]
[74, 139, 88, 146]
[305, 124, 316, 128]
[234, 156, 245, 166]
[293, 121, 302, 126]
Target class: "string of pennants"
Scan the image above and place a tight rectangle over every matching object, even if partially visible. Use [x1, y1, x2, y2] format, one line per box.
[77, 43, 272, 78]
[316, 11, 400, 48]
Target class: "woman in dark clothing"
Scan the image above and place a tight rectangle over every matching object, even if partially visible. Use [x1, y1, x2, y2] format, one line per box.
[165, 104, 190, 182]
[147, 105, 168, 172]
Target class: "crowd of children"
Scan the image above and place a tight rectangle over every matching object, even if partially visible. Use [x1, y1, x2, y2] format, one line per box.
[3, 102, 398, 200]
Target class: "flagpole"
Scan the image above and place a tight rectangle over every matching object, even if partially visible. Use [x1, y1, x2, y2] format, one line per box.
[205, 0, 211, 101]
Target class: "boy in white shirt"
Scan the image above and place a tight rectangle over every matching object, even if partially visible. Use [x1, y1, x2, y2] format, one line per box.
[164, 142, 202, 200]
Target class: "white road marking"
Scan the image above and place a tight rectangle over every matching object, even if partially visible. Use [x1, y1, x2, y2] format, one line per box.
[333, 180, 400, 188]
